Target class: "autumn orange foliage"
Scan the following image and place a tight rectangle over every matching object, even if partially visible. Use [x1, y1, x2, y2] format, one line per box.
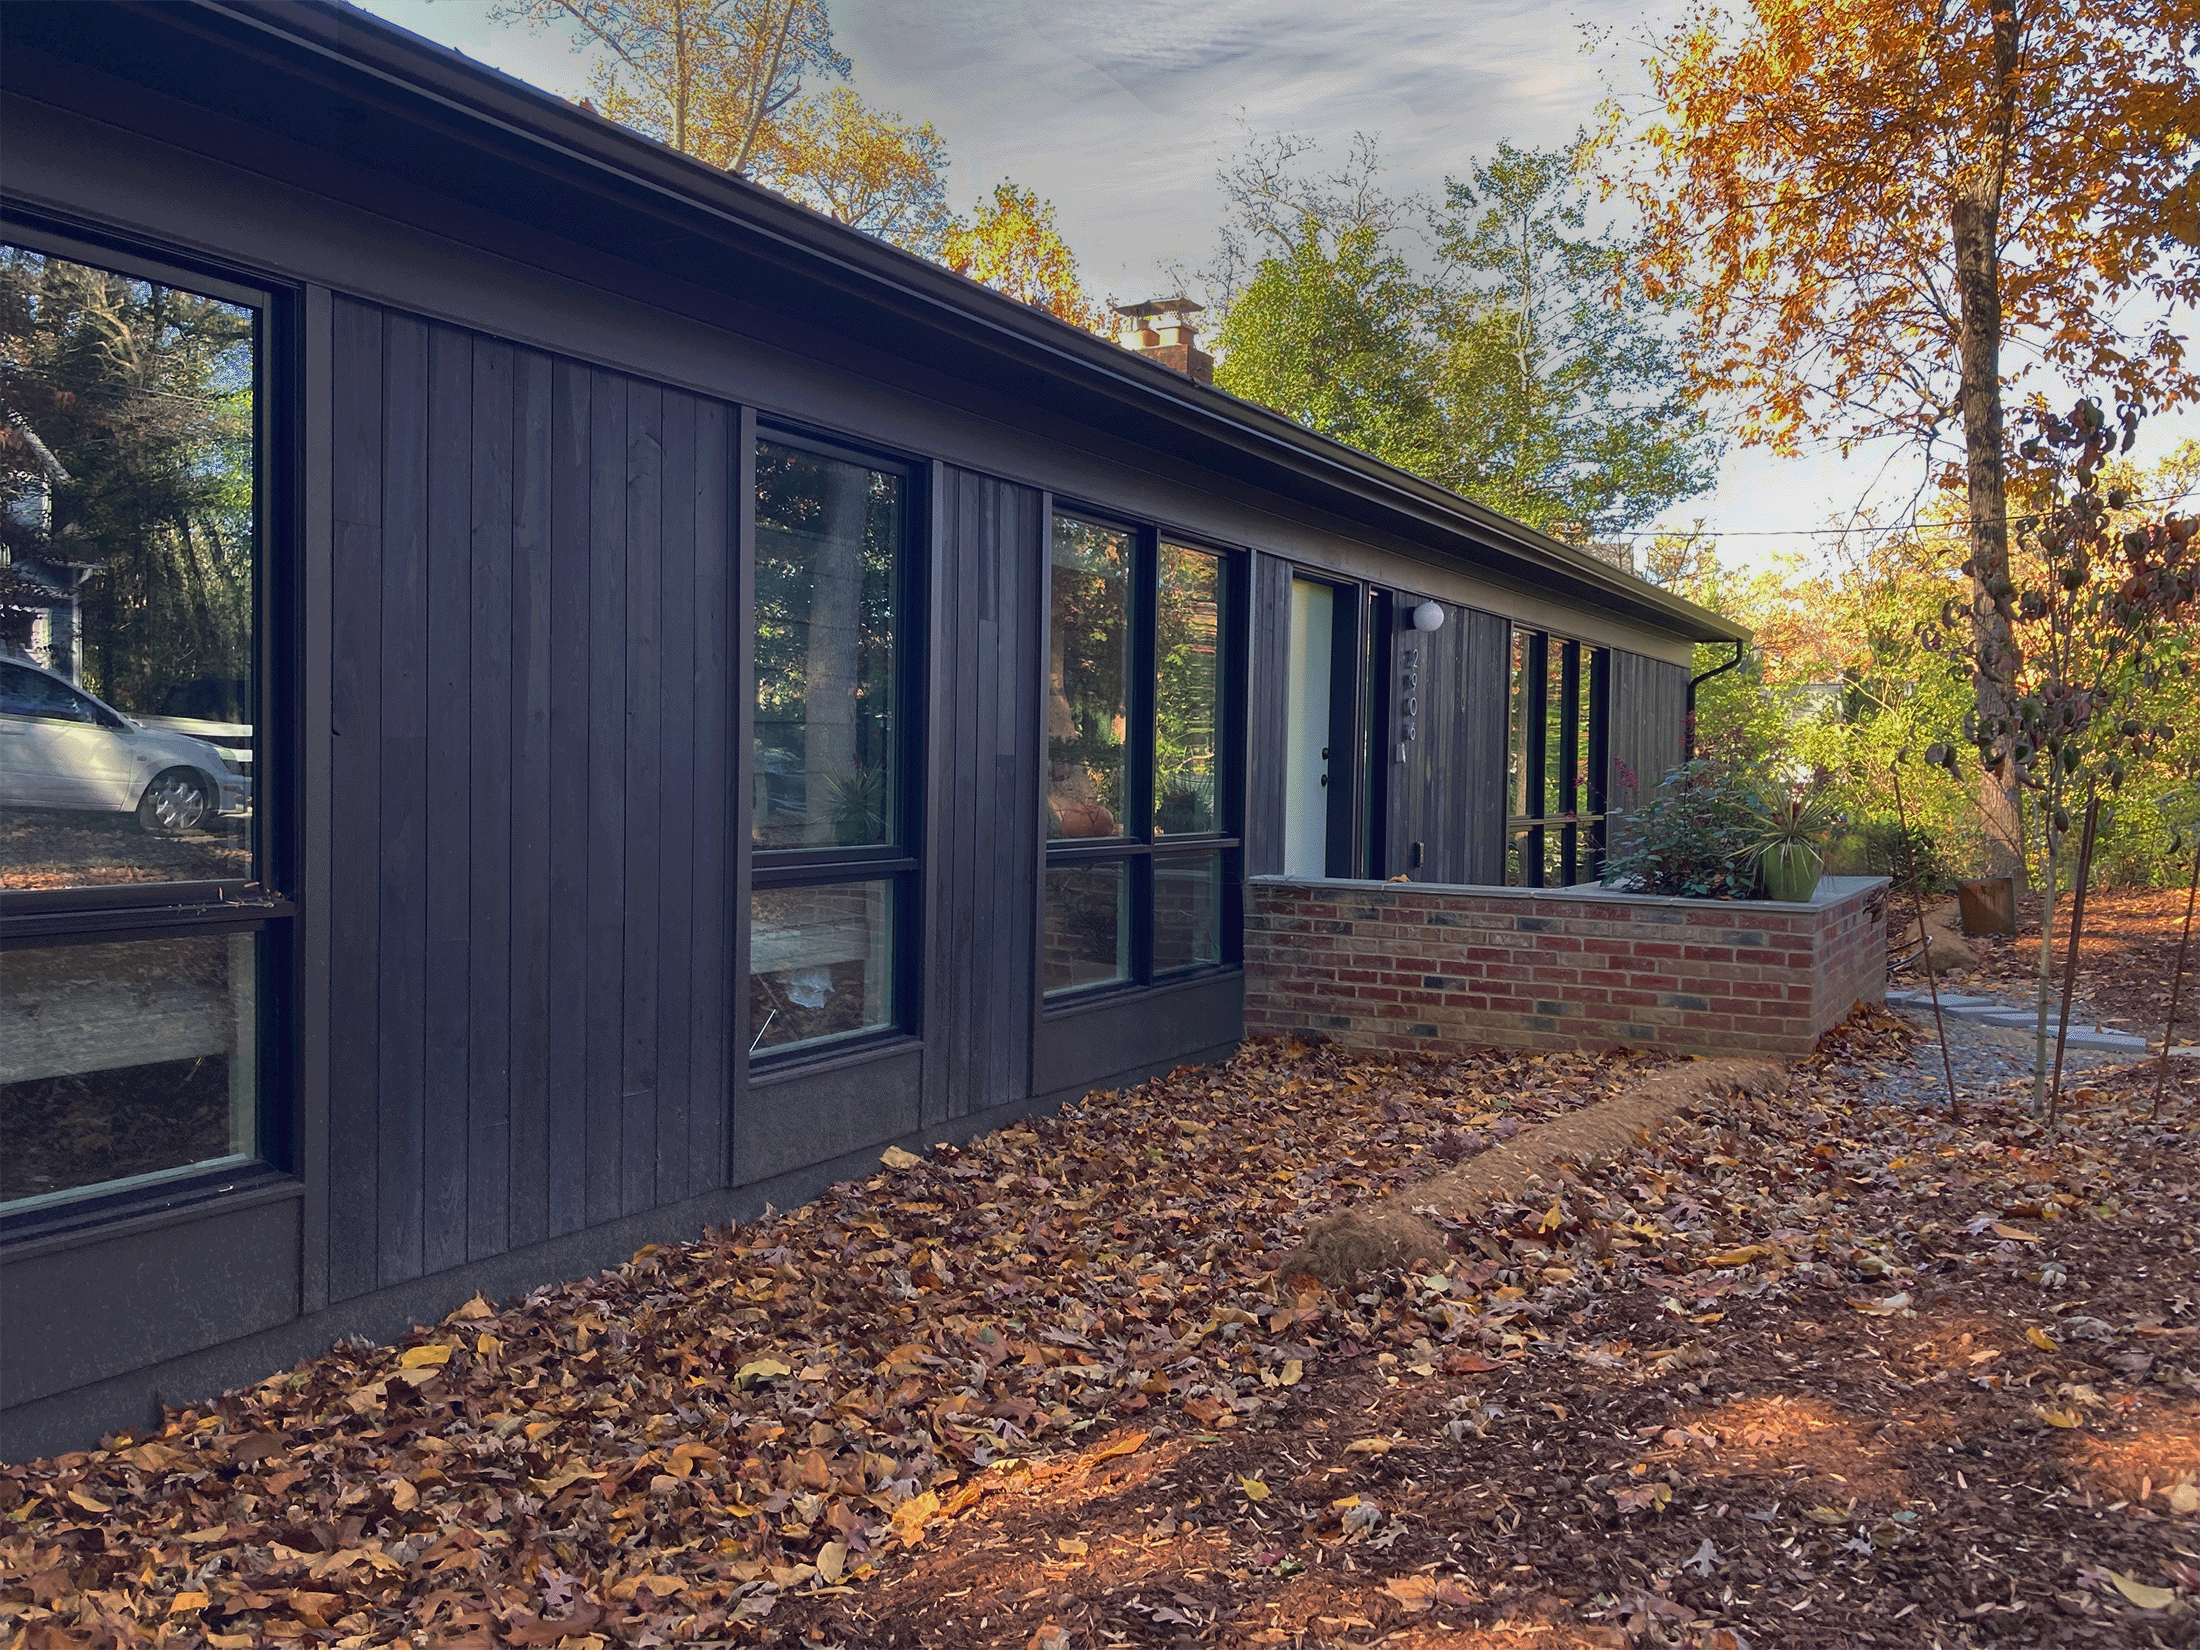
[942, 182, 1114, 335]
[1602, 0, 2200, 879]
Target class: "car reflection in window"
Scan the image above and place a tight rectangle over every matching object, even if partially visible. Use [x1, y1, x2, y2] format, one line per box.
[0, 655, 251, 834]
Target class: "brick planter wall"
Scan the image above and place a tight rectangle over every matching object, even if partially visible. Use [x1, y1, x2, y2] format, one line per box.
[1244, 874, 1889, 1059]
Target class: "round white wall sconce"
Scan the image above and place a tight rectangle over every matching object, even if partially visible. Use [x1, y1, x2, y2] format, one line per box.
[1411, 599, 1445, 632]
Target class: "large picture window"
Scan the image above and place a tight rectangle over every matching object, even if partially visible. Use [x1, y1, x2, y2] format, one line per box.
[1, 231, 277, 1221]
[1506, 626, 1606, 886]
[1044, 516, 1236, 997]
[749, 436, 915, 1058]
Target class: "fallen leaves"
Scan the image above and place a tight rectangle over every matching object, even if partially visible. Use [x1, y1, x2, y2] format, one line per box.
[8, 1014, 2200, 1648]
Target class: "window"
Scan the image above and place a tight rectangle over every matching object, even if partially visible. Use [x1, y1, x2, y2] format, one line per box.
[1044, 517, 1236, 997]
[749, 436, 915, 1057]
[1, 231, 279, 1221]
[1506, 627, 1606, 886]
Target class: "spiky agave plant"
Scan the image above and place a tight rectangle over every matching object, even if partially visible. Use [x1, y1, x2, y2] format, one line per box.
[1745, 786, 1842, 902]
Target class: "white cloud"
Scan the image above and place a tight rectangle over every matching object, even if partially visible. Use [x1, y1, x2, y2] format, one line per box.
[356, 1, 2196, 564]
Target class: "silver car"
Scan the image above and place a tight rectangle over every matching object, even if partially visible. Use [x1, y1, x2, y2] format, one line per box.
[0, 656, 251, 832]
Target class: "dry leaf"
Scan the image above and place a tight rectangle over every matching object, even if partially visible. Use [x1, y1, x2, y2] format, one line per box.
[891, 1489, 939, 1547]
[1383, 1575, 1437, 1612]
[1239, 1476, 1271, 1501]
[880, 1146, 923, 1170]
[2027, 1326, 2060, 1350]
[2107, 1571, 2176, 1609]
[398, 1342, 452, 1368]
[1088, 1429, 1149, 1465]
[1850, 1292, 1912, 1315]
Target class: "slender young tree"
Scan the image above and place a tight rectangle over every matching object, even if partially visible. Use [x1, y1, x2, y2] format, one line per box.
[1600, 0, 2200, 879]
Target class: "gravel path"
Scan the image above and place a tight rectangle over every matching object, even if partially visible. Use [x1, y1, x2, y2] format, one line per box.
[1879, 999, 2152, 1112]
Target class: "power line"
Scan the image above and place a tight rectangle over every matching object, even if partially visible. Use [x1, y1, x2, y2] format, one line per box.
[1613, 487, 2197, 541]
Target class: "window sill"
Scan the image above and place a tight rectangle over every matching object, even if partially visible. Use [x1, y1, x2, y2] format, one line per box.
[2, 892, 293, 943]
[747, 1029, 923, 1085]
[1041, 964, 1242, 1020]
[1, 1164, 302, 1260]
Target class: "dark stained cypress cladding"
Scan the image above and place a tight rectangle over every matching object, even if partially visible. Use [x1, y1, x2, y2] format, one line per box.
[1243, 554, 1293, 877]
[1379, 602, 1509, 886]
[324, 297, 734, 1302]
[1605, 650, 1690, 812]
[1457, 607, 1512, 886]
[920, 466, 1043, 1127]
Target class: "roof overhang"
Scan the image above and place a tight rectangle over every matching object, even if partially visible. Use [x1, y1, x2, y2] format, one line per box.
[0, 0, 1750, 646]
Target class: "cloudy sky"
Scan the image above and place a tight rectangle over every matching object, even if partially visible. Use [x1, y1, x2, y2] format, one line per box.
[362, 0, 2195, 563]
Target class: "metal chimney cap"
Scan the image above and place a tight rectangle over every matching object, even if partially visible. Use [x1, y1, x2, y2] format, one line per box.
[1111, 296, 1206, 320]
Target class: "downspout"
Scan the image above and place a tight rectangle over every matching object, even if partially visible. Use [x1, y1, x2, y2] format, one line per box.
[1685, 640, 1746, 761]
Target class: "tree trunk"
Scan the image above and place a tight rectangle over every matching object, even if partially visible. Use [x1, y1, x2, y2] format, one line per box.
[1951, 190, 2023, 886]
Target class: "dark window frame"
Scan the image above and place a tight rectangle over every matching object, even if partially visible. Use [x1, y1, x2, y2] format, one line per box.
[1042, 506, 1245, 1004]
[0, 209, 299, 1240]
[1505, 625, 1609, 887]
[746, 424, 927, 1068]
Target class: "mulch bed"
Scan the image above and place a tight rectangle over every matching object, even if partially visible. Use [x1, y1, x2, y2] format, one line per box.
[7, 1020, 2200, 1648]
[1951, 886, 2200, 1049]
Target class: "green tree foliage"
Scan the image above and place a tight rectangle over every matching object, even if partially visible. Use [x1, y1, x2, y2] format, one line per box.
[0, 247, 254, 717]
[1204, 131, 1717, 537]
[1429, 140, 1718, 533]
[1214, 220, 1439, 475]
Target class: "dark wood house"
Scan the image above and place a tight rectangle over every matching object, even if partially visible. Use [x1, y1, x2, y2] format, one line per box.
[0, 0, 1747, 1458]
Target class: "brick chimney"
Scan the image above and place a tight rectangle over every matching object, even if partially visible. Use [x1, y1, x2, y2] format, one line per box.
[1114, 297, 1213, 385]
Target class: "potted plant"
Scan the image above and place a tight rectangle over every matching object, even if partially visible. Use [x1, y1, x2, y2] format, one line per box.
[1747, 786, 1840, 902]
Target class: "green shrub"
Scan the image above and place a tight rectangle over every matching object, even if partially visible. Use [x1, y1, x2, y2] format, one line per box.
[1827, 818, 1953, 897]
[1604, 759, 1762, 899]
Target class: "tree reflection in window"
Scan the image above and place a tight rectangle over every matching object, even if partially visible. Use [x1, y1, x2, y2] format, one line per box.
[752, 443, 900, 850]
[1155, 544, 1221, 835]
[1046, 515, 1130, 840]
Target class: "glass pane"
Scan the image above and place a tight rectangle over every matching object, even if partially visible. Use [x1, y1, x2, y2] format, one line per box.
[2, 931, 258, 1212]
[749, 880, 895, 1054]
[1507, 627, 1528, 818]
[1543, 822, 1571, 887]
[1, 245, 257, 890]
[753, 443, 900, 851]
[1544, 638, 1567, 819]
[1047, 516, 1131, 840]
[1155, 544, 1221, 836]
[1154, 851, 1223, 973]
[1584, 646, 1601, 809]
[1043, 860, 1128, 994]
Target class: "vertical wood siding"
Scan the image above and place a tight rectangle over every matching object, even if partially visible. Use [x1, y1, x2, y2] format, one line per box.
[919, 466, 1042, 1127]
[1605, 650, 1688, 818]
[1243, 554, 1292, 877]
[326, 297, 732, 1301]
[1380, 602, 1509, 886]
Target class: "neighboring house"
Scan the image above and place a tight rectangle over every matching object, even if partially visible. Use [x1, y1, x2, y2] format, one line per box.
[0, 0, 1747, 1458]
